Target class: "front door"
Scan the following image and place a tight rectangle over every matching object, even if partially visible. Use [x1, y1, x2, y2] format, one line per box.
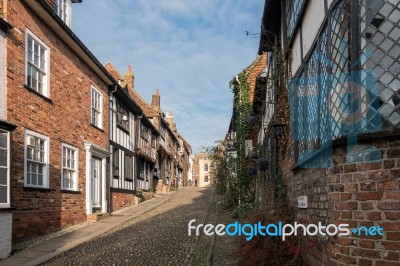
[91, 157, 102, 208]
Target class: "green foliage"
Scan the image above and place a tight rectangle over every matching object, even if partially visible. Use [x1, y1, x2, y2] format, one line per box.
[234, 73, 254, 203]
[275, 168, 287, 203]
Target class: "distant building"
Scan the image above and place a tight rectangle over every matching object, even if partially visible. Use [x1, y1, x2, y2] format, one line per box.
[193, 153, 212, 187]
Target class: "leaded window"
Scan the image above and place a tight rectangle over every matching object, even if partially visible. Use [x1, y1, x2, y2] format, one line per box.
[286, 0, 306, 38]
[360, 0, 400, 128]
[287, 0, 400, 166]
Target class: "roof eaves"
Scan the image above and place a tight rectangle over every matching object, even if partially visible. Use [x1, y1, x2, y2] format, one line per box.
[31, 0, 116, 85]
[258, 0, 281, 54]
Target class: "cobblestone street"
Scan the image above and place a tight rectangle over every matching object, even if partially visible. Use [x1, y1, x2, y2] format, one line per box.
[41, 187, 216, 266]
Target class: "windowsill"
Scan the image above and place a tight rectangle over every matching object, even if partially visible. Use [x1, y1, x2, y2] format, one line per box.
[61, 189, 81, 194]
[91, 123, 104, 132]
[24, 84, 52, 103]
[23, 186, 51, 192]
[0, 207, 16, 212]
[125, 178, 133, 182]
[113, 175, 120, 179]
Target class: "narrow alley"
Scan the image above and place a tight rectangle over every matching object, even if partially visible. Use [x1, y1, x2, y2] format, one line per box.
[41, 187, 216, 266]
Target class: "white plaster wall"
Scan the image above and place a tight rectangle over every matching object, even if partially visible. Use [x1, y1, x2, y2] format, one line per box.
[291, 32, 302, 75]
[302, 0, 326, 57]
[198, 158, 211, 187]
[188, 158, 193, 183]
[0, 213, 12, 259]
[0, 31, 5, 120]
[327, 0, 335, 9]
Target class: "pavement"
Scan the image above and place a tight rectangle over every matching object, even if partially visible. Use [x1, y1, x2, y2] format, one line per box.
[0, 190, 180, 266]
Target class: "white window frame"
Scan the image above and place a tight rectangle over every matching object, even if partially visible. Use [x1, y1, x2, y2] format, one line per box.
[61, 143, 78, 191]
[0, 130, 10, 208]
[25, 29, 50, 98]
[24, 130, 50, 188]
[56, 0, 72, 27]
[91, 86, 103, 129]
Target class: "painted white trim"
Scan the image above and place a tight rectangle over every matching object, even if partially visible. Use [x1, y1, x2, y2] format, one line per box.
[25, 28, 50, 98]
[0, 130, 10, 208]
[61, 143, 79, 191]
[24, 129, 50, 189]
[84, 141, 109, 214]
[90, 85, 103, 129]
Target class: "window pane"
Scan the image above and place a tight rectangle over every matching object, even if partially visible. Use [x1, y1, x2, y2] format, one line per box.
[32, 173, 37, 185]
[0, 168, 7, 185]
[27, 171, 31, 185]
[38, 173, 43, 186]
[38, 165, 43, 174]
[63, 174, 67, 188]
[0, 186, 7, 203]
[0, 133, 7, 148]
[0, 150, 6, 167]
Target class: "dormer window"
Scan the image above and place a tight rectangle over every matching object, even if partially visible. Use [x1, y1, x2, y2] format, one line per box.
[55, 0, 72, 27]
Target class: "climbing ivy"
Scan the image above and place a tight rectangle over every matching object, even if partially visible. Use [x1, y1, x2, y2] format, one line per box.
[232, 72, 253, 204]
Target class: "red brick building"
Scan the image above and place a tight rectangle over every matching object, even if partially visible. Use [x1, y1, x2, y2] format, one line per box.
[257, 0, 400, 264]
[0, 0, 117, 251]
[0, 0, 192, 259]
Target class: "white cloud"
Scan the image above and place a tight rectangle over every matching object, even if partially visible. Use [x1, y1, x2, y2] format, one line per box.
[73, 0, 264, 154]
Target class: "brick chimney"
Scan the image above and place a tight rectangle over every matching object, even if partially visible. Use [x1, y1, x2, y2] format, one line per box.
[151, 89, 160, 109]
[124, 65, 134, 90]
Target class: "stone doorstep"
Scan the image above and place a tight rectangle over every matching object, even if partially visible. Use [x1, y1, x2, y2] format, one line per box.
[86, 212, 110, 223]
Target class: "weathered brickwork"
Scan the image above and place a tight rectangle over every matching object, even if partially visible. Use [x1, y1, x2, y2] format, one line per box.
[5, 1, 109, 242]
[111, 192, 135, 212]
[282, 138, 400, 265]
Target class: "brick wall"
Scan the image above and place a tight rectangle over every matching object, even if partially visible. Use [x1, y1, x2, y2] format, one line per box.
[111, 192, 135, 212]
[6, 1, 109, 242]
[281, 138, 400, 265]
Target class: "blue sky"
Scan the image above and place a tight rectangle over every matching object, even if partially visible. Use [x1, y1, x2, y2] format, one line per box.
[73, 1, 264, 154]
